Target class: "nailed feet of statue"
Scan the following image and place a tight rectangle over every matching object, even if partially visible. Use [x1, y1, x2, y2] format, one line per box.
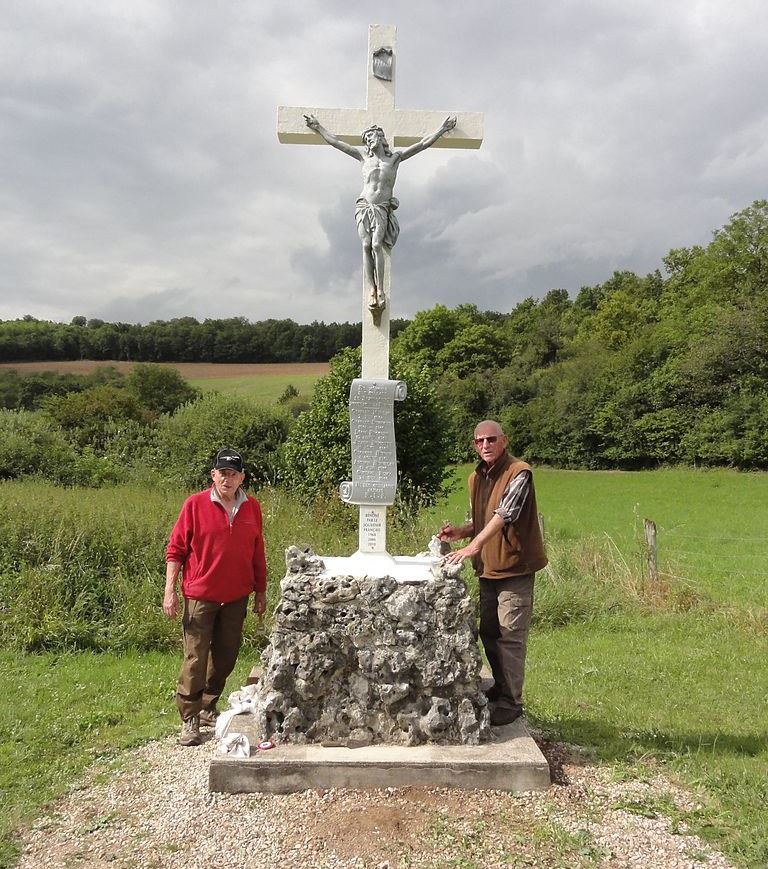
[368, 289, 386, 313]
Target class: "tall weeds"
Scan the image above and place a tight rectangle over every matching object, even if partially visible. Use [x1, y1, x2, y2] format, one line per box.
[532, 529, 704, 629]
[0, 480, 708, 652]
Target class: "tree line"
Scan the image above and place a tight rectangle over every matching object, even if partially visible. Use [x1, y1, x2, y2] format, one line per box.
[392, 200, 768, 469]
[0, 316, 404, 364]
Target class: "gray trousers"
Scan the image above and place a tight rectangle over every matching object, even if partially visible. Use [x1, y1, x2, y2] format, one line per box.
[176, 595, 248, 721]
[479, 574, 534, 713]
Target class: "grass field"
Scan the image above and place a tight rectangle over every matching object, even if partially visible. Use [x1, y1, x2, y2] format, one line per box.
[528, 612, 766, 865]
[1, 467, 767, 866]
[431, 464, 768, 864]
[437, 465, 768, 609]
[0, 360, 329, 405]
[187, 371, 323, 403]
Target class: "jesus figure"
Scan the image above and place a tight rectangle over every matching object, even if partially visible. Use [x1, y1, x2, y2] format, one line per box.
[304, 113, 457, 310]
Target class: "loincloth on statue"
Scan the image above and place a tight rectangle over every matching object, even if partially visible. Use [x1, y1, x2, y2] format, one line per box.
[354, 197, 400, 249]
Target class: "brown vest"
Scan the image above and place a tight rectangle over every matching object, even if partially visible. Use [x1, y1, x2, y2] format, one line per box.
[469, 452, 548, 579]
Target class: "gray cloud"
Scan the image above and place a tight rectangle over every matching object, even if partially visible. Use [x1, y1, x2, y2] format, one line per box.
[1, 0, 766, 325]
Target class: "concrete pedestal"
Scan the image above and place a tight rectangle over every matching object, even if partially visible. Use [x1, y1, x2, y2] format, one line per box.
[209, 711, 550, 793]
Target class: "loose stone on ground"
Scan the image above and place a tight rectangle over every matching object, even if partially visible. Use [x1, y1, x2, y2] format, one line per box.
[18, 735, 734, 869]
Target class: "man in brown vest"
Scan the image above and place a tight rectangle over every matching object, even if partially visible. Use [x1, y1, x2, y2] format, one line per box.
[438, 420, 547, 725]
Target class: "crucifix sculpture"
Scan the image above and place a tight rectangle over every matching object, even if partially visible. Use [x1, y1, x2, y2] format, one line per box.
[278, 25, 483, 562]
[303, 112, 458, 313]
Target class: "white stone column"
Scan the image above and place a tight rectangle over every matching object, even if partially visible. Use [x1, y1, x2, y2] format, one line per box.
[358, 245, 390, 555]
[361, 247, 390, 380]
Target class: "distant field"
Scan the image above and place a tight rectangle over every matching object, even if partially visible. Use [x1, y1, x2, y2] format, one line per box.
[0, 360, 330, 404]
[186, 371, 324, 403]
[0, 360, 329, 378]
[437, 465, 768, 608]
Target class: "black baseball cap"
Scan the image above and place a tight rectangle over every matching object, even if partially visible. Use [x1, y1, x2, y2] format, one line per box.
[213, 448, 244, 472]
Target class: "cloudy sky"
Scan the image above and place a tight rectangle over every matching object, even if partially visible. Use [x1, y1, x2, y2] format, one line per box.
[2, 0, 766, 326]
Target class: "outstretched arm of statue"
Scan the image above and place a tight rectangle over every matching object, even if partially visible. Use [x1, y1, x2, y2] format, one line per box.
[304, 114, 362, 160]
[399, 115, 457, 161]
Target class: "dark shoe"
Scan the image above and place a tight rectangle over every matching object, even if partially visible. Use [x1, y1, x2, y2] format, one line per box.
[179, 715, 202, 746]
[484, 684, 502, 703]
[199, 707, 219, 728]
[490, 706, 523, 726]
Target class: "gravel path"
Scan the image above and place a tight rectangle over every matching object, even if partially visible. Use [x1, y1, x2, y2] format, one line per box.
[18, 732, 734, 869]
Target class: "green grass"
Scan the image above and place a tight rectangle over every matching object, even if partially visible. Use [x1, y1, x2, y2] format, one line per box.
[437, 465, 768, 609]
[188, 373, 320, 404]
[430, 464, 768, 866]
[1, 470, 767, 866]
[528, 613, 768, 866]
[0, 650, 256, 868]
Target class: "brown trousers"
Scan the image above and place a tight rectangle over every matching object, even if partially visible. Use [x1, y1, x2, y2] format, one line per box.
[176, 595, 248, 721]
[479, 574, 534, 713]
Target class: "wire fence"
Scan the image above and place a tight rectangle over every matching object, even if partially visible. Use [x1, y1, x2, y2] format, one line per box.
[645, 520, 768, 583]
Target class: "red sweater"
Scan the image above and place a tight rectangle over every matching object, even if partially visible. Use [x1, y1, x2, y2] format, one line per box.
[166, 488, 267, 604]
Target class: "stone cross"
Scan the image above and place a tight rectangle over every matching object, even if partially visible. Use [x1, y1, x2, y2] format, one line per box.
[278, 25, 483, 560]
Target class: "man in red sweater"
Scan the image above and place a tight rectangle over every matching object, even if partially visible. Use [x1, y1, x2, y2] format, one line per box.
[163, 448, 267, 746]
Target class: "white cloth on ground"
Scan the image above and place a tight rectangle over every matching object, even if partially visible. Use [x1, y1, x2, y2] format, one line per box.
[218, 732, 250, 757]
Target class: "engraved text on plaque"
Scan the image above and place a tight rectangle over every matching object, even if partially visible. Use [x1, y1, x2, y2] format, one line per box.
[340, 378, 407, 505]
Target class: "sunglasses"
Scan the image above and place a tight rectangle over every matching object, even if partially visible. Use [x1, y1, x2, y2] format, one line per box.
[474, 435, 499, 445]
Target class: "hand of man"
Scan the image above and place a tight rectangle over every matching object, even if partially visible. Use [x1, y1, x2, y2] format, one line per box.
[163, 589, 178, 619]
[444, 542, 480, 565]
[254, 591, 267, 619]
[304, 113, 320, 130]
[438, 522, 463, 542]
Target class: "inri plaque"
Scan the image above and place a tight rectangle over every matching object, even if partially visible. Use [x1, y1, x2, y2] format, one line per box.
[340, 378, 407, 505]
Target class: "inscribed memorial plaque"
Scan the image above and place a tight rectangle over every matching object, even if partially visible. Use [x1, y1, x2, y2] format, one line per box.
[340, 379, 407, 505]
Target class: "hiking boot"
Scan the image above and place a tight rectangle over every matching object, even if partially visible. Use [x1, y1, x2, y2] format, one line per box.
[199, 707, 219, 728]
[180, 715, 201, 746]
[490, 706, 523, 727]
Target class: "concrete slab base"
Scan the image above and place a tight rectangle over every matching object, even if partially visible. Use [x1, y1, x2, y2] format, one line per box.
[209, 713, 550, 793]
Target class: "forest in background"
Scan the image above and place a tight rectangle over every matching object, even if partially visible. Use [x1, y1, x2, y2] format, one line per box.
[0, 314, 412, 364]
[2, 199, 767, 473]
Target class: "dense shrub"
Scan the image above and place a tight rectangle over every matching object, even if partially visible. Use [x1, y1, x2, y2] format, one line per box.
[0, 410, 76, 481]
[0, 410, 125, 486]
[125, 363, 200, 415]
[282, 347, 453, 512]
[42, 384, 151, 448]
[148, 392, 292, 489]
[0, 366, 126, 411]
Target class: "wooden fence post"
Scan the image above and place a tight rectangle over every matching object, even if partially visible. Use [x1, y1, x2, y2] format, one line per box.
[644, 518, 658, 583]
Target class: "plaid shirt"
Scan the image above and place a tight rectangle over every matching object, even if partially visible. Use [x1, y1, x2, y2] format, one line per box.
[493, 469, 532, 524]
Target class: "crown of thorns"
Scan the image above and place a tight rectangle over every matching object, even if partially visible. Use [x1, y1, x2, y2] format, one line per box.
[361, 125, 391, 155]
[362, 125, 386, 140]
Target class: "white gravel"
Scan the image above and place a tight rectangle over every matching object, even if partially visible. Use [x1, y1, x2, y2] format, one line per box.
[18, 733, 735, 869]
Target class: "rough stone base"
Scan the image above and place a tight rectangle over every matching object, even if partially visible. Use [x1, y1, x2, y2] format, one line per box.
[250, 547, 491, 747]
[209, 711, 550, 793]
[211, 547, 550, 792]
